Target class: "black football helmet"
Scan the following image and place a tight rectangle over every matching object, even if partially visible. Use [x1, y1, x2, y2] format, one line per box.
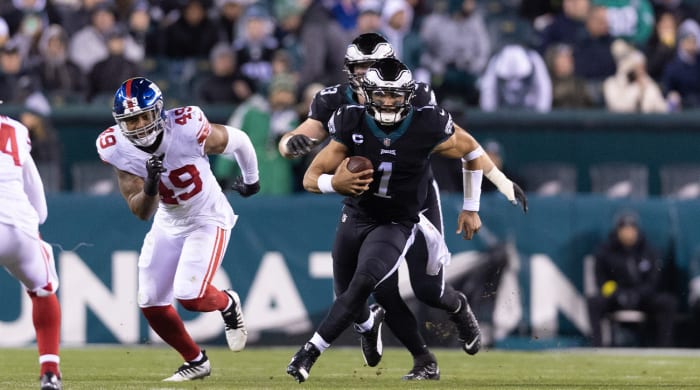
[361, 58, 415, 125]
[344, 33, 395, 92]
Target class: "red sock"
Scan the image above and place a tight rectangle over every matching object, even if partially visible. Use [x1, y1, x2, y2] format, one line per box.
[178, 285, 230, 312]
[141, 305, 200, 361]
[30, 293, 61, 376]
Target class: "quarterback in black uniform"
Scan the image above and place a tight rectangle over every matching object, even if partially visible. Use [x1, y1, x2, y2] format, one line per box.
[281, 33, 527, 380]
[286, 58, 526, 383]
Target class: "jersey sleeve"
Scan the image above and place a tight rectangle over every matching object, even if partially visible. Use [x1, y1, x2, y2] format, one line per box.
[171, 105, 211, 156]
[308, 84, 344, 127]
[422, 106, 455, 147]
[328, 105, 363, 147]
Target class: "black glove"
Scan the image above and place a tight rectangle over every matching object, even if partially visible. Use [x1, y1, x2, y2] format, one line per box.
[287, 134, 316, 157]
[231, 176, 260, 197]
[513, 182, 528, 213]
[144, 154, 165, 196]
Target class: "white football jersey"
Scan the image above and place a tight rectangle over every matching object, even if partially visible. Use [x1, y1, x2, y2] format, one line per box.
[0, 115, 44, 235]
[97, 106, 237, 234]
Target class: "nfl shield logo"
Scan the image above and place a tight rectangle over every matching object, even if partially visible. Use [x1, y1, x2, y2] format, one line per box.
[383, 138, 391, 147]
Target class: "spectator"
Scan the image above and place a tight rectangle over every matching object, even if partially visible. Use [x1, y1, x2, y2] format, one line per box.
[572, 5, 616, 103]
[593, 0, 655, 46]
[19, 92, 62, 168]
[87, 24, 142, 103]
[163, 0, 219, 59]
[380, 0, 413, 61]
[419, 0, 490, 106]
[195, 42, 254, 104]
[68, 2, 144, 74]
[127, 1, 158, 54]
[296, 0, 346, 90]
[537, 0, 590, 54]
[603, 39, 668, 113]
[587, 210, 677, 347]
[214, 0, 247, 44]
[546, 43, 595, 108]
[661, 18, 700, 109]
[233, 5, 279, 93]
[644, 11, 678, 82]
[37, 24, 87, 105]
[479, 44, 552, 112]
[354, 1, 382, 35]
[0, 39, 43, 105]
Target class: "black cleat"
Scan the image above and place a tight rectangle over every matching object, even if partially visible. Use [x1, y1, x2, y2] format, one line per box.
[356, 304, 385, 367]
[402, 361, 440, 380]
[287, 342, 321, 383]
[40, 371, 62, 390]
[450, 292, 481, 355]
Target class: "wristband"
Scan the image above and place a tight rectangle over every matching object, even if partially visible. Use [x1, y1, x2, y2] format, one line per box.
[318, 174, 336, 194]
[462, 169, 482, 211]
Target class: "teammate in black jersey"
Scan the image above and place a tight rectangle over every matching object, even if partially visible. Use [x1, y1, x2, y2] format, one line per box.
[286, 58, 526, 383]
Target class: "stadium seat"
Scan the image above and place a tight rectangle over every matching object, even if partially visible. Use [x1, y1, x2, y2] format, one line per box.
[659, 164, 700, 199]
[590, 162, 648, 199]
[71, 160, 118, 194]
[518, 162, 577, 196]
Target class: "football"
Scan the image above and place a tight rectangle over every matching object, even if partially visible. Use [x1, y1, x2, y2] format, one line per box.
[346, 155, 373, 179]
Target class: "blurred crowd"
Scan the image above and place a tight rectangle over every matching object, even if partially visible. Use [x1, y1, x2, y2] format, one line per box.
[5, 0, 700, 194]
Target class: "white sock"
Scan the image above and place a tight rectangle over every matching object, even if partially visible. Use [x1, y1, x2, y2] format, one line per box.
[354, 313, 375, 333]
[309, 333, 330, 352]
[190, 351, 204, 363]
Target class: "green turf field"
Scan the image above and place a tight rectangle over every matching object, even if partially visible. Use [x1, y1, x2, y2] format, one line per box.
[1, 346, 699, 389]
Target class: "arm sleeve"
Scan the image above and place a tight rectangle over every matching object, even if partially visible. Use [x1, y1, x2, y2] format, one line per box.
[23, 157, 48, 224]
[223, 125, 259, 184]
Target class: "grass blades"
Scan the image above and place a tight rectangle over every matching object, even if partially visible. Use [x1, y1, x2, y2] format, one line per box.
[1, 346, 699, 389]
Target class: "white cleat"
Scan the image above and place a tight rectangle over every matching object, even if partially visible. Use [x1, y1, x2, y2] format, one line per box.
[162, 351, 211, 382]
[221, 289, 248, 351]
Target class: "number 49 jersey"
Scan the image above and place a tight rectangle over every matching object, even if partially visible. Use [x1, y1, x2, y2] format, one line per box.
[330, 104, 453, 223]
[96, 106, 236, 234]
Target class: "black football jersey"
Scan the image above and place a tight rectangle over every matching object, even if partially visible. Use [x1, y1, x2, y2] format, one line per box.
[329, 104, 454, 223]
[309, 82, 436, 131]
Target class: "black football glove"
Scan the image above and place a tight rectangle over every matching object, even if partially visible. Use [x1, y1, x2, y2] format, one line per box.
[287, 134, 316, 157]
[144, 154, 165, 196]
[512, 182, 528, 213]
[231, 176, 260, 197]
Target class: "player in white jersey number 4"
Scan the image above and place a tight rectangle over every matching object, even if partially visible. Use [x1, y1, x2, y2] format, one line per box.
[96, 77, 260, 382]
[0, 115, 63, 389]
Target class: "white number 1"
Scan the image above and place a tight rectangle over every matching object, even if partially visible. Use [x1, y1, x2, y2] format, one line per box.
[374, 161, 392, 198]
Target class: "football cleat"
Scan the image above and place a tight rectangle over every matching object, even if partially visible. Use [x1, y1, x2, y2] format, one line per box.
[162, 350, 211, 382]
[286, 342, 321, 383]
[221, 289, 248, 351]
[355, 304, 385, 367]
[40, 371, 62, 390]
[449, 292, 481, 355]
[402, 361, 440, 381]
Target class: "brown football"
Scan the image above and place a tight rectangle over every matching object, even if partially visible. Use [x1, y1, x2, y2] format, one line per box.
[346, 156, 373, 179]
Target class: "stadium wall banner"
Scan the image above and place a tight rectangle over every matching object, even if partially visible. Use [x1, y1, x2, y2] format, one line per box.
[0, 193, 695, 348]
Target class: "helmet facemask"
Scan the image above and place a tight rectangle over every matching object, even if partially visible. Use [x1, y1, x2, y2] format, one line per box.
[113, 100, 164, 147]
[361, 59, 415, 125]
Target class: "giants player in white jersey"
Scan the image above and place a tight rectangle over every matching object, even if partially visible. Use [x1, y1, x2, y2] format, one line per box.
[0, 115, 62, 390]
[96, 77, 260, 382]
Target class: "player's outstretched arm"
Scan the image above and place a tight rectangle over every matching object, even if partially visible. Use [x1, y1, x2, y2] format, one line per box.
[207, 123, 260, 196]
[278, 118, 327, 159]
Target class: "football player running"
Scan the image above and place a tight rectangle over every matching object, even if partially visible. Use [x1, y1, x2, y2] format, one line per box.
[0, 114, 63, 389]
[287, 58, 526, 383]
[280, 33, 527, 380]
[96, 77, 260, 381]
